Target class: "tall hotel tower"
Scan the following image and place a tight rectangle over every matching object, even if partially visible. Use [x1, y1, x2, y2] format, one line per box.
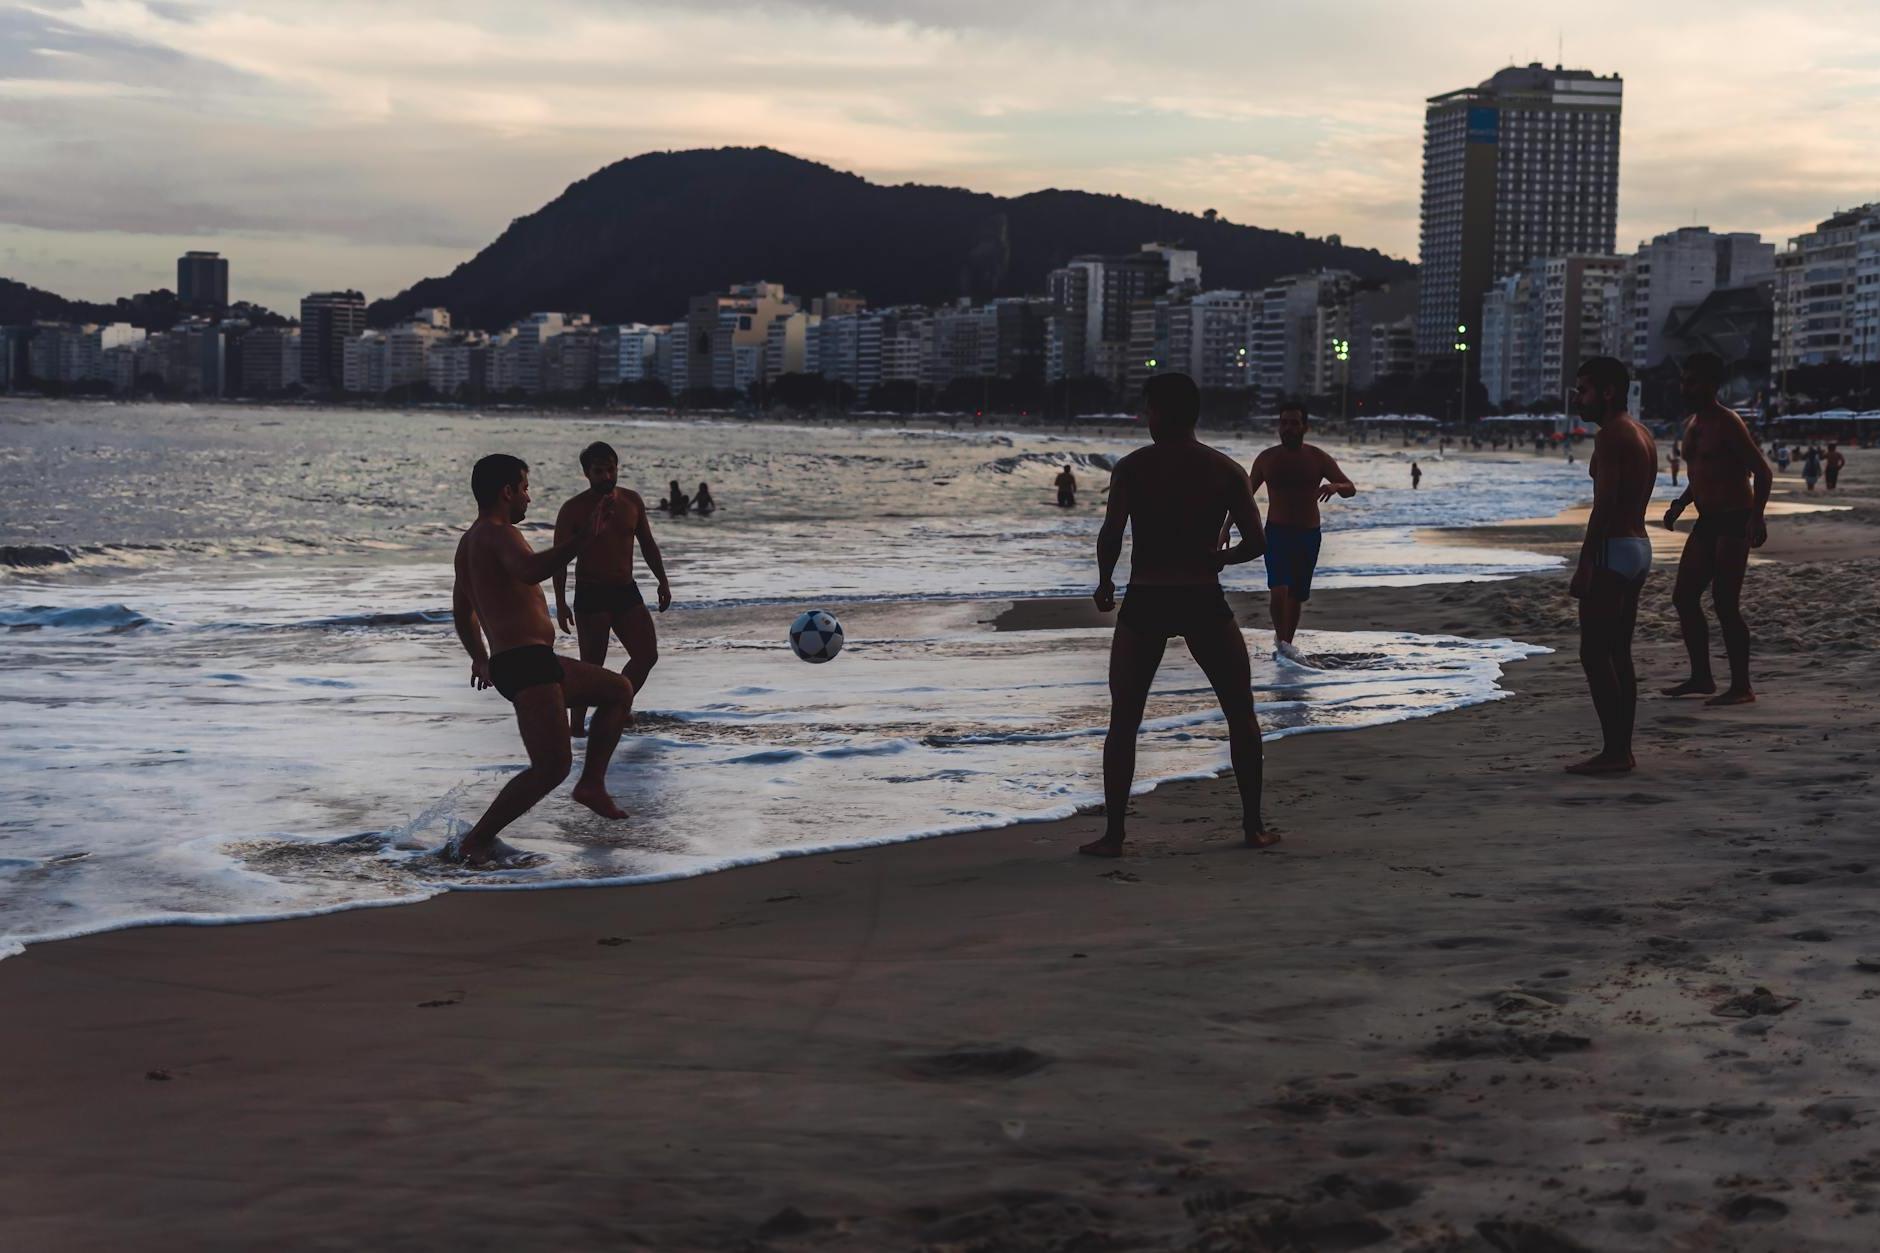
[1416, 64, 1623, 367]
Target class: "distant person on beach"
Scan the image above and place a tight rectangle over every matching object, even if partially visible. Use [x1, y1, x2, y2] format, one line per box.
[1566, 357, 1658, 775]
[660, 480, 690, 516]
[450, 454, 633, 867]
[1222, 399, 1355, 663]
[1826, 444, 1845, 491]
[1411, 461, 1423, 490]
[1802, 447, 1822, 493]
[553, 442, 671, 739]
[1775, 444, 1791, 472]
[1085, 372, 1269, 857]
[1668, 444, 1682, 485]
[694, 482, 717, 516]
[1661, 352, 1773, 706]
[1055, 465, 1078, 508]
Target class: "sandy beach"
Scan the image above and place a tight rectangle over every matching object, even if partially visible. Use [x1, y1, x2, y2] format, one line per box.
[4, 473, 1878, 1251]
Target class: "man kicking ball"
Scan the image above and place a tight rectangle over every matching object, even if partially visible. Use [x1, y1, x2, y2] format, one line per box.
[1223, 399, 1356, 662]
[1085, 372, 1271, 857]
[450, 454, 635, 868]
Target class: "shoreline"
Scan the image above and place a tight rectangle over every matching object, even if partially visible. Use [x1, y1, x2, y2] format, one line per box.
[6, 556, 1879, 1248]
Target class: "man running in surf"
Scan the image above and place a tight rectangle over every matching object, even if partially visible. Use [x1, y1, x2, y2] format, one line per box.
[553, 441, 671, 738]
[450, 454, 634, 867]
[1223, 399, 1355, 663]
[1085, 372, 1270, 857]
[1661, 352, 1772, 706]
[1566, 357, 1658, 775]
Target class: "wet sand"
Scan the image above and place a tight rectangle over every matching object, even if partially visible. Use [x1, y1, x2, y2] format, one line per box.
[3, 480, 1879, 1251]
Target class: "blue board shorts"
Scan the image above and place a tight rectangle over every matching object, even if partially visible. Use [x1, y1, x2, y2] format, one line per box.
[1263, 524, 1324, 601]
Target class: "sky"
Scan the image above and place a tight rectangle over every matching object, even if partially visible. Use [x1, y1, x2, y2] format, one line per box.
[2, 0, 1877, 314]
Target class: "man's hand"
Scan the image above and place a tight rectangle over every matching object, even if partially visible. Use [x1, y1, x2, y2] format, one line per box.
[470, 658, 492, 690]
[656, 580, 672, 612]
[1318, 484, 1339, 502]
[1662, 499, 1687, 531]
[1569, 561, 1591, 600]
[556, 599, 573, 634]
[1217, 525, 1233, 551]
[1749, 514, 1768, 549]
[1093, 580, 1116, 613]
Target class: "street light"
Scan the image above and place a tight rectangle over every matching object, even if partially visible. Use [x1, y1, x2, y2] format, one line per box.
[1454, 322, 1471, 426]
[1333, 336, 1351, 422]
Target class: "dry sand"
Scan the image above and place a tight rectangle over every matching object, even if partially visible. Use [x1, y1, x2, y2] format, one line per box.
[3, 483, 1878, 1252]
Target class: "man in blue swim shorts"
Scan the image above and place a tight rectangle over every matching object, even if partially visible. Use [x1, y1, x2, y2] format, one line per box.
[1222, 400, 1355, 664]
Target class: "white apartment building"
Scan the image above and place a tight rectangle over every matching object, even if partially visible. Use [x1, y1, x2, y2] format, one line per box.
[1619, 227, 1774, 369]
[599, 324, 660, 387]
[1775, 203, 1880, 369]
[1186, 291, 1257, 391]
[342, 331, 387, 394]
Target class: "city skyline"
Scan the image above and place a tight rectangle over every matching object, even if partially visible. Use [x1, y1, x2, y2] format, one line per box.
[2, 0, 1877, 312]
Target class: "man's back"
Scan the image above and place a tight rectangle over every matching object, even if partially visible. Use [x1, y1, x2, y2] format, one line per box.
[1118, 441, 1247, 586]
[1593, 417, 1658, 536]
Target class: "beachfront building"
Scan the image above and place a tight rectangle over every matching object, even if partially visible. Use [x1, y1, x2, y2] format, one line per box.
[238, 326, 300, 395]
[1416, 64, 1623, 376]
[1613, 227, 1775, 371]
[1044, 244, 1198, 391]
[922, 302, 997, 390]
[1347, 278, 1419, 389]
[299, 291, 366, 392]
[1774, 203, 1880, 370]
[1479, 254, 1622, 409]
[685, 281, 797, 395]
[762, 310, 820, 384]
[600, 323, 661, 387]
[1255, 270, 1358, 400]
[426, 334, 490, 398]
[23, 322, 145, 386]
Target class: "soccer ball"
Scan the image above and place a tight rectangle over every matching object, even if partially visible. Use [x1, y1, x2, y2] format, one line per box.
[788, 609, 845, 663]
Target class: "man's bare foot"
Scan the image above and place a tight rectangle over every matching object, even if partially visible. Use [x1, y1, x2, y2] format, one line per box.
[571, 779, 628, 820]
[1660, 678, 1716, 697]
[1079, 835, 1125, 858]
[1565, 752, 1635, 775]
[1244, 826, 1282, 848]
[1706, 687, 1756, 707]
[447, 836, 540, 869]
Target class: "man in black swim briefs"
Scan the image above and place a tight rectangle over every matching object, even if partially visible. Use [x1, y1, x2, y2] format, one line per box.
[1660, 352, 1772, 707]
[553, 442, 671, 738]
[1085, 372, 1271, 857]
[450, 454, 635, 868]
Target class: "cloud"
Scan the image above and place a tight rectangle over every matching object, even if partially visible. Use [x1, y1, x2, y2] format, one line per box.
[0, 0, 1875, 306]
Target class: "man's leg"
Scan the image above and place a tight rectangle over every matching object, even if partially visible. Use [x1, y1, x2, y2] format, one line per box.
[558, 659, 635, 817]
[1268, 587, 1293, 645]
[1708, 535, 1756, 705]
[1281, 591, 1305, 644]
[568, 611, 613, 737]
[456, 685, 573, 865]
[1663, 531, 1719, 696]
[612, 604, 660, 708]
[1183, 616, 1273, 845]
[1081, 624, 1166, 857]
[1568, 573, 1636, 773]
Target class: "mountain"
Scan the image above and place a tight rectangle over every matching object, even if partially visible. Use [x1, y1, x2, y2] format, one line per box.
[0, 277, 120, 325]
[370, 147, 1413, 329]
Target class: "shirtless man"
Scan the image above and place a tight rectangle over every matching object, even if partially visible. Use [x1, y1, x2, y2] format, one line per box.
[1083, 372, 1269, 857]
[1055, 465, 1078, 508]
[1223, 400, 1355, 662]
[1565, 357, 1658, 775]
[450, 454, 634, 867]
[552, 442, 671, 738]
[1661, 351, 1772, 706]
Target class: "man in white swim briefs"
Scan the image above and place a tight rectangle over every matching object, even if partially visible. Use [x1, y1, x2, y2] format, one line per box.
[1566, 356, 1658, 775]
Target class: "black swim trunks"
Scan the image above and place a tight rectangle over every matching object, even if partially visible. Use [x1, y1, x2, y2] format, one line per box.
[488, 644, 564, 701]
[1117, 583, 1234, 640]
[1691, 508, 1753, 544]
[572, 579, 645, 616]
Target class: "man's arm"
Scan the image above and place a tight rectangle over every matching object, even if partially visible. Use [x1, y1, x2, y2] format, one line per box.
[632, 494, 673, 611]
[1726, 411, 1774, 546]
[1663, 419, 1697, 529]
[499, 500, 609, 585]
[452, 535, 491, 689]
[1214, 463, 1266, 569]
[1221, 454, 1267, 548]
[1317, 450, 1357, 502]
[552, 499, 577, 632]
[1094, 466, 1129, 612]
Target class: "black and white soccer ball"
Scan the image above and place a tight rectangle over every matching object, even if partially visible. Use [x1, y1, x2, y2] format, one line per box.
[788, 609, 845, 664]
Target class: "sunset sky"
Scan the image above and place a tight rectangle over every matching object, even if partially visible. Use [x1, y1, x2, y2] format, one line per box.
[3, 0, 1876, 313]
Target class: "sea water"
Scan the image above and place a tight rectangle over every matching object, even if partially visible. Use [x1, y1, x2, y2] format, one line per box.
[0, 402, 1585, 952]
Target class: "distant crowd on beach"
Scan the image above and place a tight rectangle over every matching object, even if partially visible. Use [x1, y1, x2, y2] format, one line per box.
[655, 480, 717, 516]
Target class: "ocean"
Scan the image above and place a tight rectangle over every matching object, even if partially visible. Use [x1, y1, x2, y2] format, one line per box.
[0, 400, 1602, 955]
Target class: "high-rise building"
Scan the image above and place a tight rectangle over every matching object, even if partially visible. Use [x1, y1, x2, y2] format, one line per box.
[1255, 270, 1358, 400]
[1481, 254, 1623, 409]
[685, 282, 797, 394]
[1774, 203, 1879, 370]
[1416, 64, 1623, 367]
[177, 251, 229, 310]
[299, 291, 366, 391]
[238, 327, 301, 395]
